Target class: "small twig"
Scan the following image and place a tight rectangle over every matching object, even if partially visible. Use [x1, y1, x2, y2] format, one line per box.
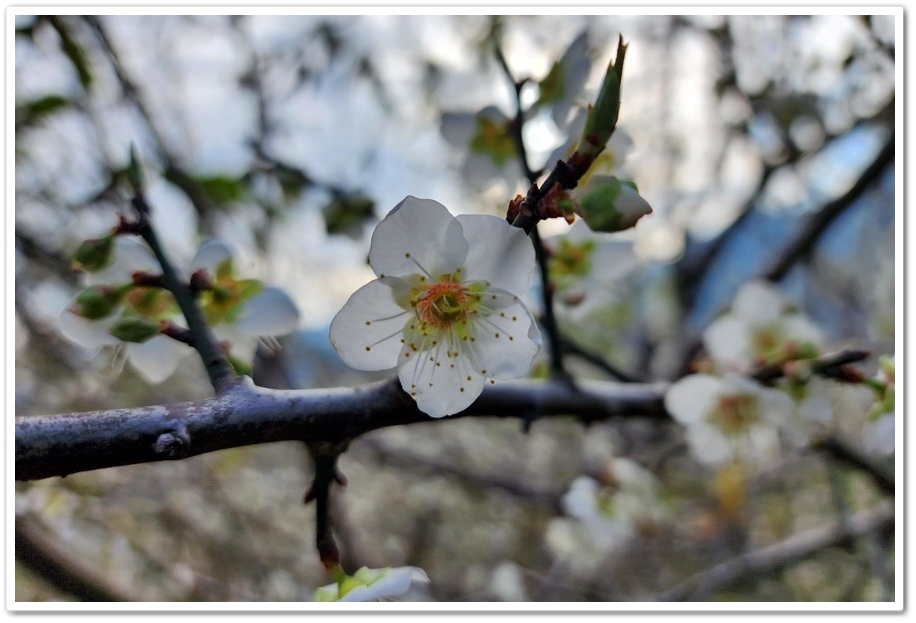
[129, 192, 239, 394]
[559, 333, 647, 383]
[304, 443, 348, 571]
[762, 138, 894, 282]
[812, 435, 895, 497]
[749, 348, 870, 384]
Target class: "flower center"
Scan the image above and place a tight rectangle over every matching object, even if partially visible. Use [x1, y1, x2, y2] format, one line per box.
[415, 281, 472, 330]
[711, 394, 759, 436]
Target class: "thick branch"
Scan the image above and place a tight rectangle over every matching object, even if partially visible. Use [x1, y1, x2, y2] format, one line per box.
[16, 377, 669, 482]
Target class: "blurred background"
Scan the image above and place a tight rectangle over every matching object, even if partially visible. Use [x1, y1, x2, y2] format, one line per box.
[14, 14, 895, 602]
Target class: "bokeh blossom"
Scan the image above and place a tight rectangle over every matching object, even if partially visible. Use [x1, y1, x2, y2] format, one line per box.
[665, 373, 795, 466]
[60, 237, 299, 383]
[330, 197, 541, 417]
[313, 566, 429, 602]
[562, 458, 669, 549]
[440, 106, 523, 188]
[535, 30, 593, 129]
[703, 280, 823, 371]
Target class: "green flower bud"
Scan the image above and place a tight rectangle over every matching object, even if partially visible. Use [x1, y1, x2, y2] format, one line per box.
[108, 315, 161, 343]
[576, 36, 627, 157]
[71, 235, 115, 272]
[575, 176, 652, 233]
[69, 284, 127, 320]
[129, 143, 145, 193]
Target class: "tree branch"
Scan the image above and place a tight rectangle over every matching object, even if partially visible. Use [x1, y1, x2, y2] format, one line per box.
[813, 435, 895, 497]
[654, 503, 894, 601]
[762, 137, 894, 282]
[16, 377, 669, 482]
[15, 516, 134, 602]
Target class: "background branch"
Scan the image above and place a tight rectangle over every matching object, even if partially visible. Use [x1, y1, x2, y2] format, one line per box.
[654, 503, 894, 601]
[15, 517, 133, 602]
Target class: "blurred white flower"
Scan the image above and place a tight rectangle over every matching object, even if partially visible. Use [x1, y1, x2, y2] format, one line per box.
[535, 30, 593, 129]
[562, 458, 668, 550]
[665, 373, 795, 466]
[440, 105, 523, 188]
[60, 237, 299, 383]
[329, 196, 541, 417]
[704, 280, 824, 371]
[547, 221, 641, 305]
[313, 566, 429, 602]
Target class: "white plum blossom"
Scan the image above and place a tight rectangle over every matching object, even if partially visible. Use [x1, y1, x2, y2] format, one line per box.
[704, 280, 823, 371]
[561, 458, 668, 550]
[665, 373, 795, 466]
[313, 566, 429, 602]
[440, 106, 523, 188]
[536, 30, 593, 129]
[546, 220, 640, 310]
[330, 197, 541, 418]
[60, 238, 299, 384]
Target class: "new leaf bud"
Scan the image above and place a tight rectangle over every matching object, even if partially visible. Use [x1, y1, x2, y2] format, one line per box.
[108, 315, 161, 343]
[69, 285, 127, 320]
[71, 235, 115, 272]
[575, 36, 627, 158]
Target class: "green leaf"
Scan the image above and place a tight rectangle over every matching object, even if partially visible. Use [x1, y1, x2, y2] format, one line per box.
[15, 95, 71, 130]
[197, 175, 248, 205]
[323, 192, 375, 238]
[45, 16, 93, 89]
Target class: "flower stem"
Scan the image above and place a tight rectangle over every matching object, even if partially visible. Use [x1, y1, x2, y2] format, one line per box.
[493, 23, 569, 381]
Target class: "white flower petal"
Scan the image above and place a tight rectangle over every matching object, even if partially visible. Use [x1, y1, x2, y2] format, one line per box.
[59, 309, 120, 348]
[664, 374, 722, 425]
[231, 287, 300, 336]
[87, 237, 158, 285]
[189, 239, 234, 275]
[703, 316, 751, 370]
[685, 423, 732, 465]
[732, 281, 786, 326]
[782, 314, 824, 348]
[127, 335, 191, 384]
[214, 326, 260, 364]
[440, 111, 476, 146]
[329, 279, 411, 371]
[369, 196, 468, 279]
[743, 424, 781, 463]
[398, 336, 486, 417]
[461, 152, 521, 187]
[562, 476, 600, 520]
[456, 215, 536, 293]
[464, 295, 540, 379]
